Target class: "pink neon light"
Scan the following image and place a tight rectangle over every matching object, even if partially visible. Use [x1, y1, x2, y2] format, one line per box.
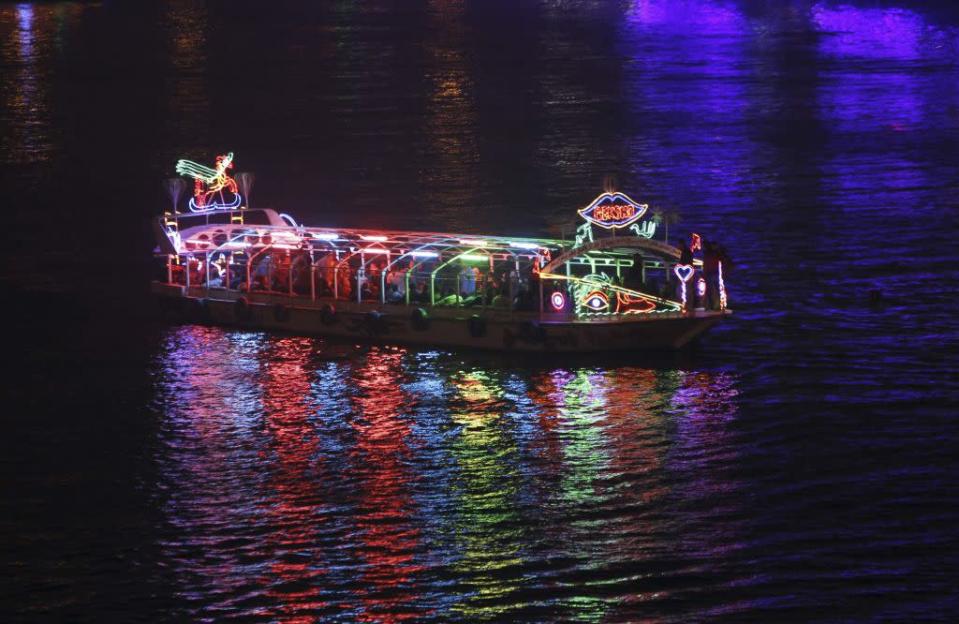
[674, 264, 694, 282]
[550, 291, 566, 311]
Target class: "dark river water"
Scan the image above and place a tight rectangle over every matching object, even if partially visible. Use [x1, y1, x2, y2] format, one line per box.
[3, 1, 959, 621]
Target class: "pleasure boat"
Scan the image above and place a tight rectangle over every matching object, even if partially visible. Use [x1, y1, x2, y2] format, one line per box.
[152, 155, 730, 352]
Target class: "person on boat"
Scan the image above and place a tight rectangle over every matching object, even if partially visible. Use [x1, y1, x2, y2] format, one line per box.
[206, 257, 224, 287]
[385, 282, 403, 303]
[272, 254, 291, 292]
[513, 285, 535, 311]
[412, 281, 429, 304]
[315, 274, 331, 298]
[250, 253, 272, 291]
[288, 251, 310, 295]
[229, 256, 246, 290]
[338, 267, 352, 301]
[459, 265, 476, 298]
[702, 239, 720, 310]
[396, 259, 413, 299]
[319, 253, 337, 292]
[678, 239, 694, 266]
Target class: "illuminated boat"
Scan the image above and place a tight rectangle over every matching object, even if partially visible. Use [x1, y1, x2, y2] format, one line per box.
[152, 159, 730, 352]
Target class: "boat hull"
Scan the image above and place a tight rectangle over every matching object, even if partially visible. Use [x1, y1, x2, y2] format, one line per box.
[152, 282, 728, 352]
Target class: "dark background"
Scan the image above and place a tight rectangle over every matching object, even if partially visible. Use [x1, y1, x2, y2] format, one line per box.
[2, 1, 958, 621]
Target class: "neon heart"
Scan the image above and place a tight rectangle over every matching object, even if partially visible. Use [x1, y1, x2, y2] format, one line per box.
[674, 264, 694, 282]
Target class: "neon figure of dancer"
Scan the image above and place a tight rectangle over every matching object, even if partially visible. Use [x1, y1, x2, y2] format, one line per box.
[175, 152, 242, 212]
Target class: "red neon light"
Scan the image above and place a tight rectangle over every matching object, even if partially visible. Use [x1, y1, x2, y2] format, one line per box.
[578, 192, 648, 229]
[594, 203, 635, 223]
[194, 154, 237, 210]
[615, 292, 655, 314]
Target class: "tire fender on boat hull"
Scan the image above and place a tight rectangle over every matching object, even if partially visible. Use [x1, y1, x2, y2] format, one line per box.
[320, 303, 337, 325]
[410, 307, 430, 331]
[365, 310, 388, 335]
[234, 297, 253, 322]
[273, 303, 291, 323]
[468, 315, 487, 338]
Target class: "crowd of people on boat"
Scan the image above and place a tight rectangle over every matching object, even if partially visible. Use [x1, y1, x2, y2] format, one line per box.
[170, 233, 729, 313]
[173, 251, 548, 310]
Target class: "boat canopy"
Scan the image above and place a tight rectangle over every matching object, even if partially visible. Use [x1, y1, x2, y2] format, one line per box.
[157, 161, 724, 317]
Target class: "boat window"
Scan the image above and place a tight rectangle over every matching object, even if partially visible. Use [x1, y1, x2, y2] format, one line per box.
[241, 211, 272, 226]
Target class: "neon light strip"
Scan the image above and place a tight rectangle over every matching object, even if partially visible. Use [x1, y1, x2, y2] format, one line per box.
[360, 235, 388, 242]
[409, 251, 439, 258]
[539, 272, 681, 311]
[718, 261, 727, 310]
[279, 213, 299, 227]
[459, 253, 488, 262]
[360, 247, 391, 254]
[312, 233, 339, 241]
[459, 239, 487, 247]
[509, 241, 540, 250]
[187, 193, 242, 213]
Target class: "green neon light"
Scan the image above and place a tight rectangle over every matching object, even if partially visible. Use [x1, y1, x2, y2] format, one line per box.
[540, 271, 681, 313]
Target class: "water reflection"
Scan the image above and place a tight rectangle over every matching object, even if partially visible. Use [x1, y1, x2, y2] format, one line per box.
[261, 337, 329, 622]
[620, 0, 753, 214]
[153, 326, 741, 620]
[162, 0, 210, 152]
[0, 4, 80, 164]
[420, 0, 480, 228]
[447, 370, 525, 620]
[349, 349, 425, 622]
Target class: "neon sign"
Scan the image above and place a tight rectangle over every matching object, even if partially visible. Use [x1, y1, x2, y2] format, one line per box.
[674, 264, 694, 283]
[175, 152, 242, 212]
[582, 291, 610, 312]
[550, 291, 566, 311]
[615, 292, 655, 314]
[578, 192, 648, 230]
[674, 264, 694, 309]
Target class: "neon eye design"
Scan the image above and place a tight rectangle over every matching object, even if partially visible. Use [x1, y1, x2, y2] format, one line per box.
[582, 291, 609, 312]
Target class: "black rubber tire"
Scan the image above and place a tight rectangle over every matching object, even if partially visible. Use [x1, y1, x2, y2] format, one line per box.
[410, 307, 430, 331]
[273, 303, 291, 323]
[365, 310, 388, 335]
[320, 303, 337, 325]
[234, 297, 252, 322]
[468, 315, 487, 338]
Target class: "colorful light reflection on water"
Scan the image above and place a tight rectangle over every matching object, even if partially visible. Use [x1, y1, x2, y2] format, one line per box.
[152, 326, 741, 621]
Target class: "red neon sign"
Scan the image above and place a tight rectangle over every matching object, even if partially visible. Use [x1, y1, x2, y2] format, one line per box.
[578, 192, 648, 230]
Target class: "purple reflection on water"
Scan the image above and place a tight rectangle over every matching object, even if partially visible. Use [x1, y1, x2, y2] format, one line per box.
[619, 0, 752, 216]
[813, 4, 928, 61]
[625, 0, 744, 32]
[17, 4, 33, 53]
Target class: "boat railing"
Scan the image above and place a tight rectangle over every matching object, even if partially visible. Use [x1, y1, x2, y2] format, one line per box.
[162, 222, 724, 318]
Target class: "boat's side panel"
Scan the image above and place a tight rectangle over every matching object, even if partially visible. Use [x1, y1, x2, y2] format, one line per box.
[153, 284, 724, 352]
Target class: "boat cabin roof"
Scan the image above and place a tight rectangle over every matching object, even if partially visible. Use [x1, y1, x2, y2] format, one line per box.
[162, 208, 684, 267]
